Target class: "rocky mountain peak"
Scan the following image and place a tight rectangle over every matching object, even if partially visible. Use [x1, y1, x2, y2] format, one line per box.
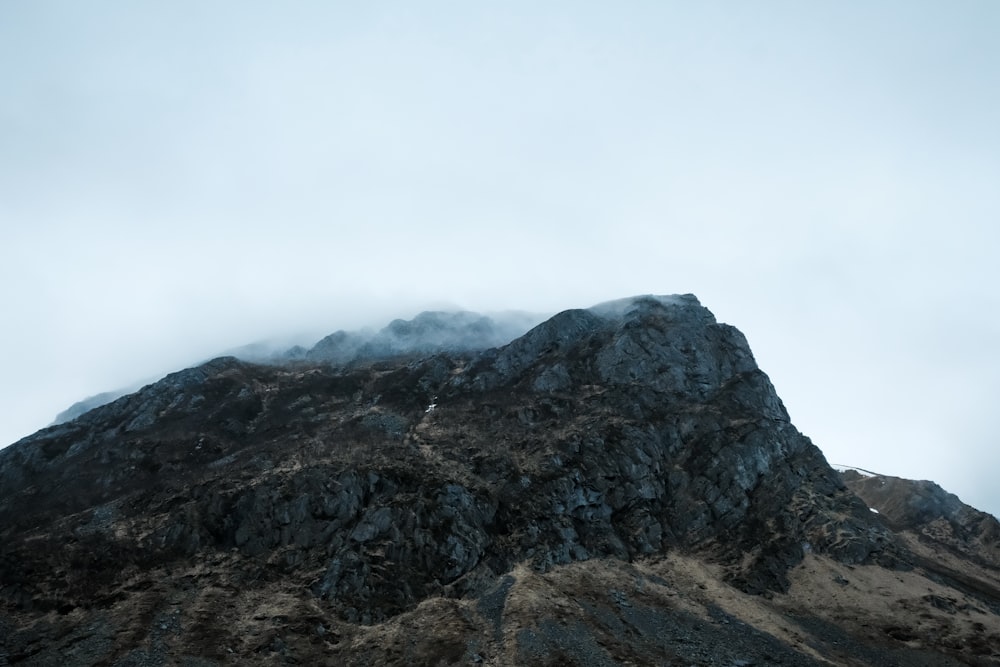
[2, 295, 999, 665]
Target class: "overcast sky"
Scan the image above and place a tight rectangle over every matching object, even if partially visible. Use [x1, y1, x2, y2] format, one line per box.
[2, 2, 999, 515]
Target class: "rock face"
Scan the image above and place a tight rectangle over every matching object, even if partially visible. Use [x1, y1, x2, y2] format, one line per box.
[2, 295, 999, 665]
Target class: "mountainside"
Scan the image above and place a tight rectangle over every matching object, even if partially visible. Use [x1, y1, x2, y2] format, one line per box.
[2, 295, 999, 666]
[48, 310, 542, 427]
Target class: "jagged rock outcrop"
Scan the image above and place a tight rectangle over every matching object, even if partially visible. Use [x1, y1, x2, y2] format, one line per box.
[1, 295, 999, 666]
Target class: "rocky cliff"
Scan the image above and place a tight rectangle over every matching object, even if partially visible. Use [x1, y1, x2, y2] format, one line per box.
[1, 295, 998, 666]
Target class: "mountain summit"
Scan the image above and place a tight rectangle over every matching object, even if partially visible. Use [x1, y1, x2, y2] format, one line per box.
[2, 295, 998, 665]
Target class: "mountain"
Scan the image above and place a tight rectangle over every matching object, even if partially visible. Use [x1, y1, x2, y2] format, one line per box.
[2, 294, 998, 666]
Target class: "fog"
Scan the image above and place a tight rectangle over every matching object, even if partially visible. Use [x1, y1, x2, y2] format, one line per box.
[2, 2, 999, 516]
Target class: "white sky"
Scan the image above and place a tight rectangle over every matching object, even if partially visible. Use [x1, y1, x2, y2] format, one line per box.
[2, 1, 999, 515]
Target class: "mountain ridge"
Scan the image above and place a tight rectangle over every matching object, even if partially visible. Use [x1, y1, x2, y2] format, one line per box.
[44, 308, 544, 430]
[2, 294, 998, 665]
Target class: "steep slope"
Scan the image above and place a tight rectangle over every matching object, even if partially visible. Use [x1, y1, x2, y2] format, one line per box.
[1, 295, 998, 665]
[842, 470, 1000, 569]
[841, 470, 1000, 632]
